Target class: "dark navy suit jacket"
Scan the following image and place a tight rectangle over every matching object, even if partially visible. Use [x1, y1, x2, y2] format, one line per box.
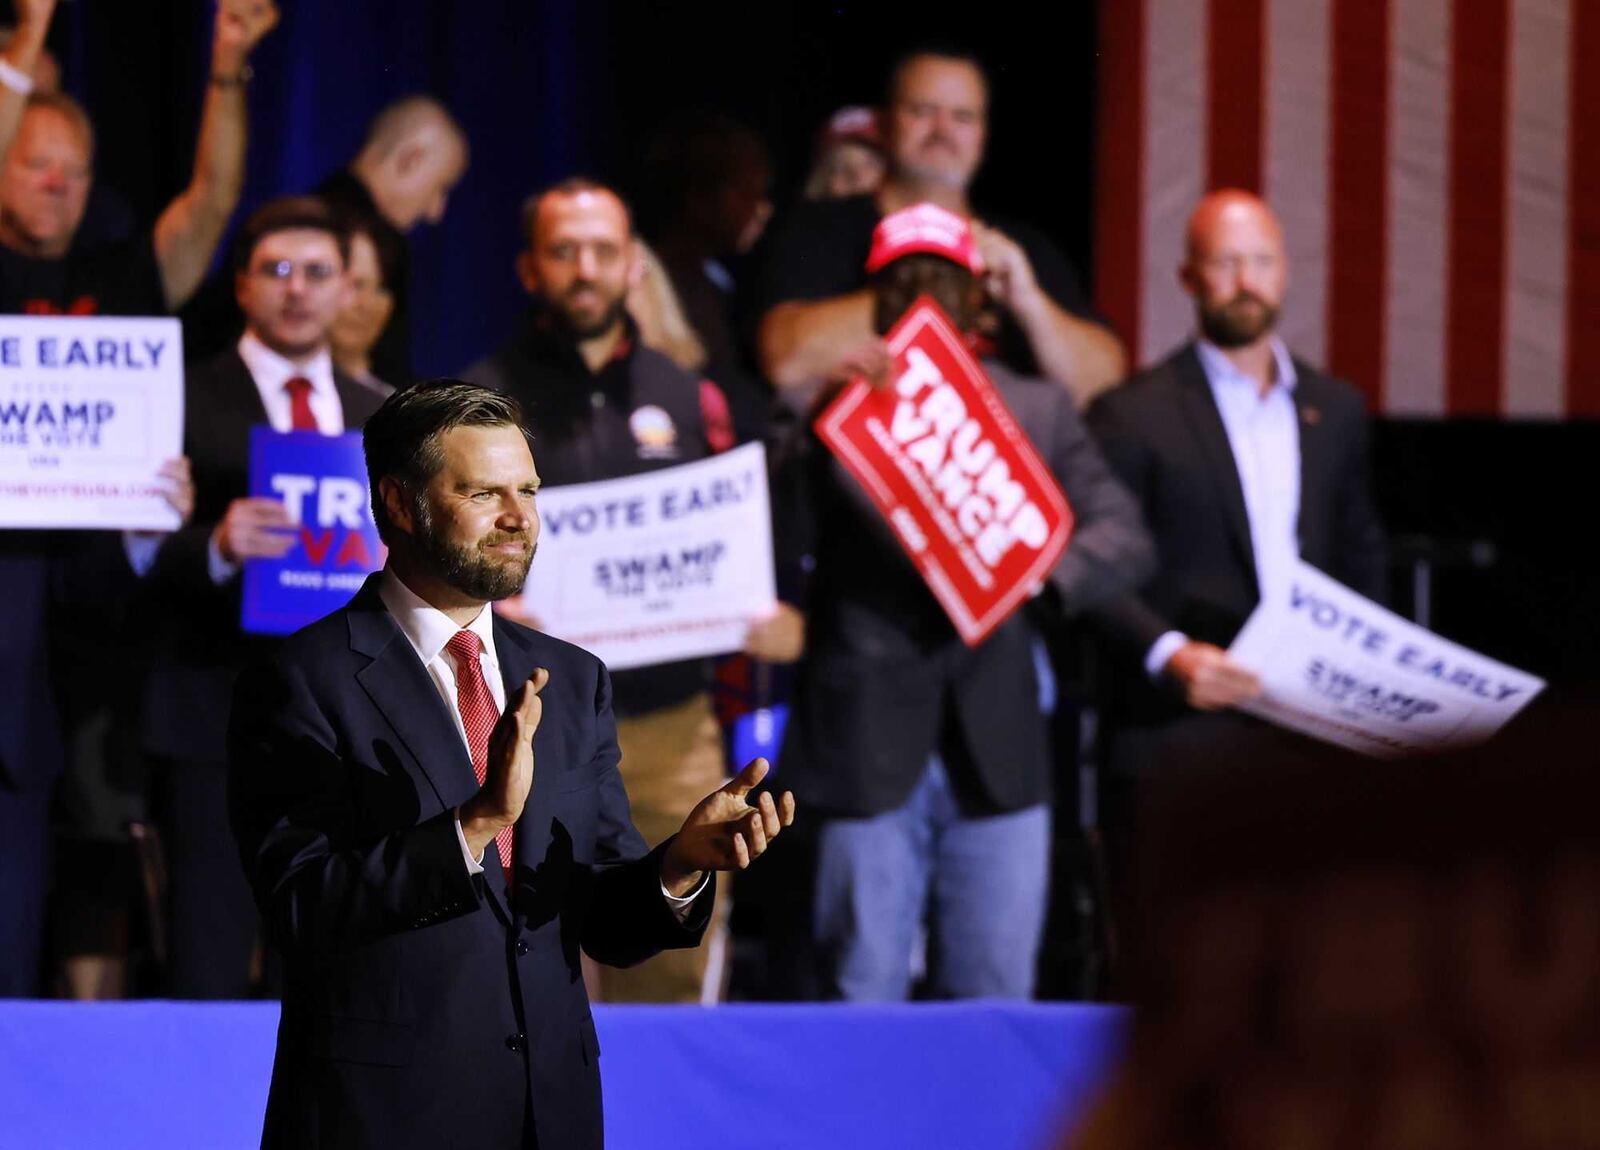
[227, 576, 712, 1149]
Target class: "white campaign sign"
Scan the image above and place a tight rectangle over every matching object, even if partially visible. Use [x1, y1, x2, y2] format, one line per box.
[0, 316, 184, 530]
[521, 442, 776, 671]
[1228, 560, 1545, 757]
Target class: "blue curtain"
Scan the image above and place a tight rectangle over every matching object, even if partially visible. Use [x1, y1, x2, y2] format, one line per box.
[57, 0, 604, 377]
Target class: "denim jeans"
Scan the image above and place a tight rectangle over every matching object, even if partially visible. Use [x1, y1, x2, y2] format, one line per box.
[814, 757, 1051, 1001]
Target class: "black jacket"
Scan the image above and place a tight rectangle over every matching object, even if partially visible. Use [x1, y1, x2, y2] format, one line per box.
[776, 363, 1154, 817]
[1086, 342, 1388, 728]
[228, 576, 710, 1149]
[143, 348, 385, 764]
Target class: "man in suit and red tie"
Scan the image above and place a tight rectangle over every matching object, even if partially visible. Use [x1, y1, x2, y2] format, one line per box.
[142, 196, 389, 997]
[1086, 191, 1387, 930]
[227, 379, 794, 1149]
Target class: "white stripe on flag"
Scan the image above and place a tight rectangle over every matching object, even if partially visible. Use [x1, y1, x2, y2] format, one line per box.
[1140, 0, 1208, 366]
[1264, 0, 1332, 367]
[1502, 0, 1571, 417]
[1383, 0, 1452, 415]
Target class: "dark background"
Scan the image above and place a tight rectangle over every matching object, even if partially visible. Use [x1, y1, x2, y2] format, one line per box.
[10, 0, 1596, 685]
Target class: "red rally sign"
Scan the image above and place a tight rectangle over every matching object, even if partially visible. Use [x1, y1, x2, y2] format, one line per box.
[814, 297, 1074, 646]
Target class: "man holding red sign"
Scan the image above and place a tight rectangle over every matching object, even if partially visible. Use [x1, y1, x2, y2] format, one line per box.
[770, 205, 1152, 1000]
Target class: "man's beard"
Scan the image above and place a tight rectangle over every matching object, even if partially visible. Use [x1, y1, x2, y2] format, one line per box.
[551, 285, 627, 341]
[1198, 292, 1280, 348]
[413, 496, 535, 601]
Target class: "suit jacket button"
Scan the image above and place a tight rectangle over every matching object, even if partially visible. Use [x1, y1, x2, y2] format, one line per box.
[505, 1033, 527, 1053]
[515, 939, 529, 956]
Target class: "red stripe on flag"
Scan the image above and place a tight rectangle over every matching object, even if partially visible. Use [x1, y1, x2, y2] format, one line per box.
[1096, 0, 1145, 360]
[1206, 0, 1265, 192]
[1568, 0, 1600, 417]
[1444, 0, 1511, 416]
[1326, 0, 1390, 410]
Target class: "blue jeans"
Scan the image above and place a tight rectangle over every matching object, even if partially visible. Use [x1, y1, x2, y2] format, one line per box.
[814, 758, 1051, 1001]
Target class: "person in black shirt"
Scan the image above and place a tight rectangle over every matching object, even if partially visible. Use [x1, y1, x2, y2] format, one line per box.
[465, 178, 771, 1003]
[644, 111, 775, 445]
[315, 95, 468, 386]
[757, 47, 1126, 410]
[0, 0, 279, 318]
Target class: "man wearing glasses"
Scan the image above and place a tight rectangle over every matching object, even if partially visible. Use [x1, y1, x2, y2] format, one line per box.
[141, 196, 388, 998]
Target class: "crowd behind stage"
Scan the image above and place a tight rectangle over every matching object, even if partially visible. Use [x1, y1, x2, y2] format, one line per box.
[3, 1, 1402, 1006]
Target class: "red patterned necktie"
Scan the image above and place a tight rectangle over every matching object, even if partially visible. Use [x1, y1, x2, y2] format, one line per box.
[284, 376, 318, 431]
[446, 630, 515, 889]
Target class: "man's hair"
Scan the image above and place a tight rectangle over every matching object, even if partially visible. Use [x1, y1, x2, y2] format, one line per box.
[884, 43, 990, 109]
[518, 176, 633, 249]
[22, 90, 95, 163]
[642, 110, 769, 228]
[231, 196, 351, 275]
[363, 379, 530, 542]
[357, 95, 466, 162]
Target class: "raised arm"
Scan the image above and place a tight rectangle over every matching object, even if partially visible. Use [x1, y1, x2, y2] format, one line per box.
[0, 0, 56, 163]
[151, 0, 278, 310]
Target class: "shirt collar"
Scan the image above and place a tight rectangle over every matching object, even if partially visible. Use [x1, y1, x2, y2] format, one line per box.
[1195, 336, 1298, 397]
[377, 567, 499, 670]
[238, 330, 338, 398]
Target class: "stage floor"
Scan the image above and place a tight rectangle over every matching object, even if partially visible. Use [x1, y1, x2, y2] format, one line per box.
[0, 1000, 1126, 1149]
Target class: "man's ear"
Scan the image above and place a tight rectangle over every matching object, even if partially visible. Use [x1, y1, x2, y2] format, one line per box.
[378, 476, 415, 536]
[515, 249, 539, 295]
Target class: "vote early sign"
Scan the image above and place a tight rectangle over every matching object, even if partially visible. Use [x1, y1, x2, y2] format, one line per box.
[814, 297, 1073, 645]
[0, 315, 184, 530]
[242, 429, 383, 635]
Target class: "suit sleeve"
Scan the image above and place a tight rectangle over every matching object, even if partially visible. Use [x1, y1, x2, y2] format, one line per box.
[1042, 388, 1156, 611]
[227, 655, 481, 955]
[1332, 401, 1389, 604]
[578, 663, 714, 966]
[1083, 389, 1183, 657]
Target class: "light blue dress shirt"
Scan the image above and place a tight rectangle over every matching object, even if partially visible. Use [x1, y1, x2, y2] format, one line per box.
[1145, 337, 1301, 677]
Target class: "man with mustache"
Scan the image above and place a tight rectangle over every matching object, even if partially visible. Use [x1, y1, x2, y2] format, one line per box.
[757, 46, 1127, 411]
[228, 379, 794, 1149]
[464, 179, 770, 1003]
[1085, 191, 1386, 942]
[141, 197, 387, 997]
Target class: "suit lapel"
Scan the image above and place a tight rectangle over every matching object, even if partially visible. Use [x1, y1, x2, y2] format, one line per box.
[1292, 366, 1332, 555]
[347, 579, 481, 812]
[1174, 346, 1257, 584]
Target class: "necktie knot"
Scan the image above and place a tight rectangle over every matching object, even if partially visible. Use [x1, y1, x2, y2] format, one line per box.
[446, 629, 483, 666]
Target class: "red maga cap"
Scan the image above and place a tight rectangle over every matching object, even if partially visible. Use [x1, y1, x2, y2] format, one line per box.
[817, 105, 884, 155]
[865, 203, 984, 275]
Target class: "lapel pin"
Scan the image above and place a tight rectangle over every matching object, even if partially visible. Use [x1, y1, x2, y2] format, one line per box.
[1301, 406, 1322, 425]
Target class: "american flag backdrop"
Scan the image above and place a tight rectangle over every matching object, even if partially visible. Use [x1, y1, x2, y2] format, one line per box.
[1094, 0, 1599, 418]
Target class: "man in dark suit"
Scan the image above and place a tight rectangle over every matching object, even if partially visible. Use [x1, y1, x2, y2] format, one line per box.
[771, 204, 1154, 1000]
[228, 380, 794, 1148]
[1086, 190, 1387, 843]
[143, 197, 386, 997]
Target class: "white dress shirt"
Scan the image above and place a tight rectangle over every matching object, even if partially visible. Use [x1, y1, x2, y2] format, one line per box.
[377, 568, 704, 911]
[237, 330, 345, 435]
[202, 333, 346, 584]
[1146, 337, 1302, 677]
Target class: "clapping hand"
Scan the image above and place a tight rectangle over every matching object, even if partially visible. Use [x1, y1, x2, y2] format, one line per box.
[660, 758, 796, 897]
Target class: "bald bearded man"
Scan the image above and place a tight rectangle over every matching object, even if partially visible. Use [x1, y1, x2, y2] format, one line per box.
[1086, 191, 1387, 820]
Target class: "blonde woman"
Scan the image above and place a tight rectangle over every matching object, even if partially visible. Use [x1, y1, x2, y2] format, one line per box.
[627, 237, 708, 373]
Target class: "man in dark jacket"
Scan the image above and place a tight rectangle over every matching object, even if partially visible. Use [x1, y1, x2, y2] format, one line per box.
[463, 179, 749, 1002]
[228, 380, 792, 1149]
[772, 203, 1154, 1000]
